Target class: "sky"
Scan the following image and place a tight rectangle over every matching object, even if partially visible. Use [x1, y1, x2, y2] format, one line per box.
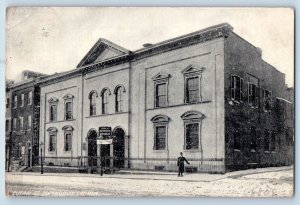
[6, 7, 294, 86]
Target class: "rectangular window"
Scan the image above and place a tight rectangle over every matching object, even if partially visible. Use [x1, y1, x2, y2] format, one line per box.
[50, 105, 57, 122]
[5, 120, 9, 132]
[6, 98, 10, 108]
[65, 102, 72, 120]
[250, 127, 256, 151]
[14, 95, 17, 108]
[247, 75, 259, 107]
[20, 94, 24, 107]
[248, 84, 258, 107]
[186, 77, 199, 103]
[264, 89, 272, 111]
[64, 133, 72, 151]
[13, 118, 17, 129]
[264, 130, 270, 151]
[231, 75, 243, 102]
[49, 134, 56, 152]
[155, 126, 166, 150]
[28, 91, 32, 105]
[28, 115, 32, 128]
[271, 132, 276, 151]
[234, 132, 241, 150]
[20, 117, 23, 130]
[115, 88, 123, 112]
[155, 83, 167, 107]
[185, 123, 199, 150]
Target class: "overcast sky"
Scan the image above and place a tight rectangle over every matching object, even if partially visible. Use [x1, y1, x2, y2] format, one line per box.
[6, 7, 294, 86]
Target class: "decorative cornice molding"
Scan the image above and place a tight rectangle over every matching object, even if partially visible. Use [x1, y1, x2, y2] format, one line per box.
[63, 93, 74, 100]
[47, 127, 58, 133]
[151, 114, 170, 123]
[62, 125, 74, 131]
[181, 111, 205, 121]
[48, 97, 59, 103]
[152, 72, 171, 81]
[182, 64, 205, 75]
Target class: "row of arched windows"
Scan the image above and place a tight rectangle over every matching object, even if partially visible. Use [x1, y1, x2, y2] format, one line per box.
[89, 85, 125, 116]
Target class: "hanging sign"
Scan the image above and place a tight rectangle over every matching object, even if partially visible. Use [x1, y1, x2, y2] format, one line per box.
[97, 139, 113, 145]
[99, 127, 111, 138]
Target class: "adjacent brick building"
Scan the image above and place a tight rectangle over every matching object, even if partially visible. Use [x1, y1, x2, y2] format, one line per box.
[8, 71, 47, 171]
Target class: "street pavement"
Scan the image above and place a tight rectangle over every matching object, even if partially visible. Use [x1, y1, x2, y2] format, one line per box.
[5, 166, 294, 197]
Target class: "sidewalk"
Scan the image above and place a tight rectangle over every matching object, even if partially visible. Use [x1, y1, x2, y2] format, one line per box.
[6, 165, 293, 182]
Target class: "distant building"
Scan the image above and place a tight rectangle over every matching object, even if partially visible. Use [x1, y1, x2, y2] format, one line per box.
[5, 80, 14, 170]
[9, 23, 293, 173]
[8, 72, 47, 171]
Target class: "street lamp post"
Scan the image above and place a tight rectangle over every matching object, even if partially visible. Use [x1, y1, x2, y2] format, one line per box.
[40, 142, 43, 174]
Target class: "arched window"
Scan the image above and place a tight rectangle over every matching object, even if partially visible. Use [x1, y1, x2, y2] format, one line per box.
[151, 115, 170, 150]
[62, 125, 74, 152]
[89, 91, 98, 116]
[47, 127, 58, 152]
[114, 85, 125, 112]
[181, 111, 205, 150]
[63, 94, 74, 120]
[101, 88, 111, 114]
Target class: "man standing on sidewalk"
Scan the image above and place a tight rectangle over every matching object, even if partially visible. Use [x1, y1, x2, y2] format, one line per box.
[177, 152, 190, 177]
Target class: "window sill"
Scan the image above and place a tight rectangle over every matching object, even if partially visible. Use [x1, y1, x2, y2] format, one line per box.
[46, 119, 76, 124]
[147, 101, 211, 111]
[250, 149, 256, 153]
[271, 151, 276, 153]
[234, 149, 241, 152]
[264, 151, 270, 153]
[153, 149, 168, 152]
[85, 111, 129, 118]
[184, 149, 202, 152]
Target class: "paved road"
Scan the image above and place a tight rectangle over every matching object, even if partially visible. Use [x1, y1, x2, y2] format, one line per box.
[5, 166, 294, 197]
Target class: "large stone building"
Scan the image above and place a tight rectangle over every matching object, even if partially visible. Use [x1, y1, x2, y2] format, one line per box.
[35, 23, 293, 173]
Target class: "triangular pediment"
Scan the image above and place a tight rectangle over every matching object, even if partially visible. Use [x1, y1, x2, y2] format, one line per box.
[152, 72, 171, 81]
[182, 64, 204, 75]
[77, 38, 129, 68]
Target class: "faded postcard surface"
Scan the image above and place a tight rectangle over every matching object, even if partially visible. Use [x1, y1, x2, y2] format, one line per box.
[5, 7, 294, 197]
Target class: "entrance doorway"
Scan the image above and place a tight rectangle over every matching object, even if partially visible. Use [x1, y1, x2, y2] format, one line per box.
[113, 127, 125, 168]
[87, 129, 97, 167]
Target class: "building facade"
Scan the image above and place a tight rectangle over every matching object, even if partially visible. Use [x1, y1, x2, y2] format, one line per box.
[36, 23, 293, 173]
[8, 71, 47, 171]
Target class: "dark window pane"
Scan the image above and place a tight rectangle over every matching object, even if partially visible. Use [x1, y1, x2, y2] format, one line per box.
[116, 87, 123, 112]
[186, 77, 199, 103]
[155, 83, 166, 107]
[49, 134, 56, 151]
[155, 126, 166, 150]
[186, 123, 199, 149]
[102, 90, 108, 114]
[50, 105, 57, 121]
[65, 102, 72, 120]
[90, 93, 96, 116]
[65, 133, 72, 151]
